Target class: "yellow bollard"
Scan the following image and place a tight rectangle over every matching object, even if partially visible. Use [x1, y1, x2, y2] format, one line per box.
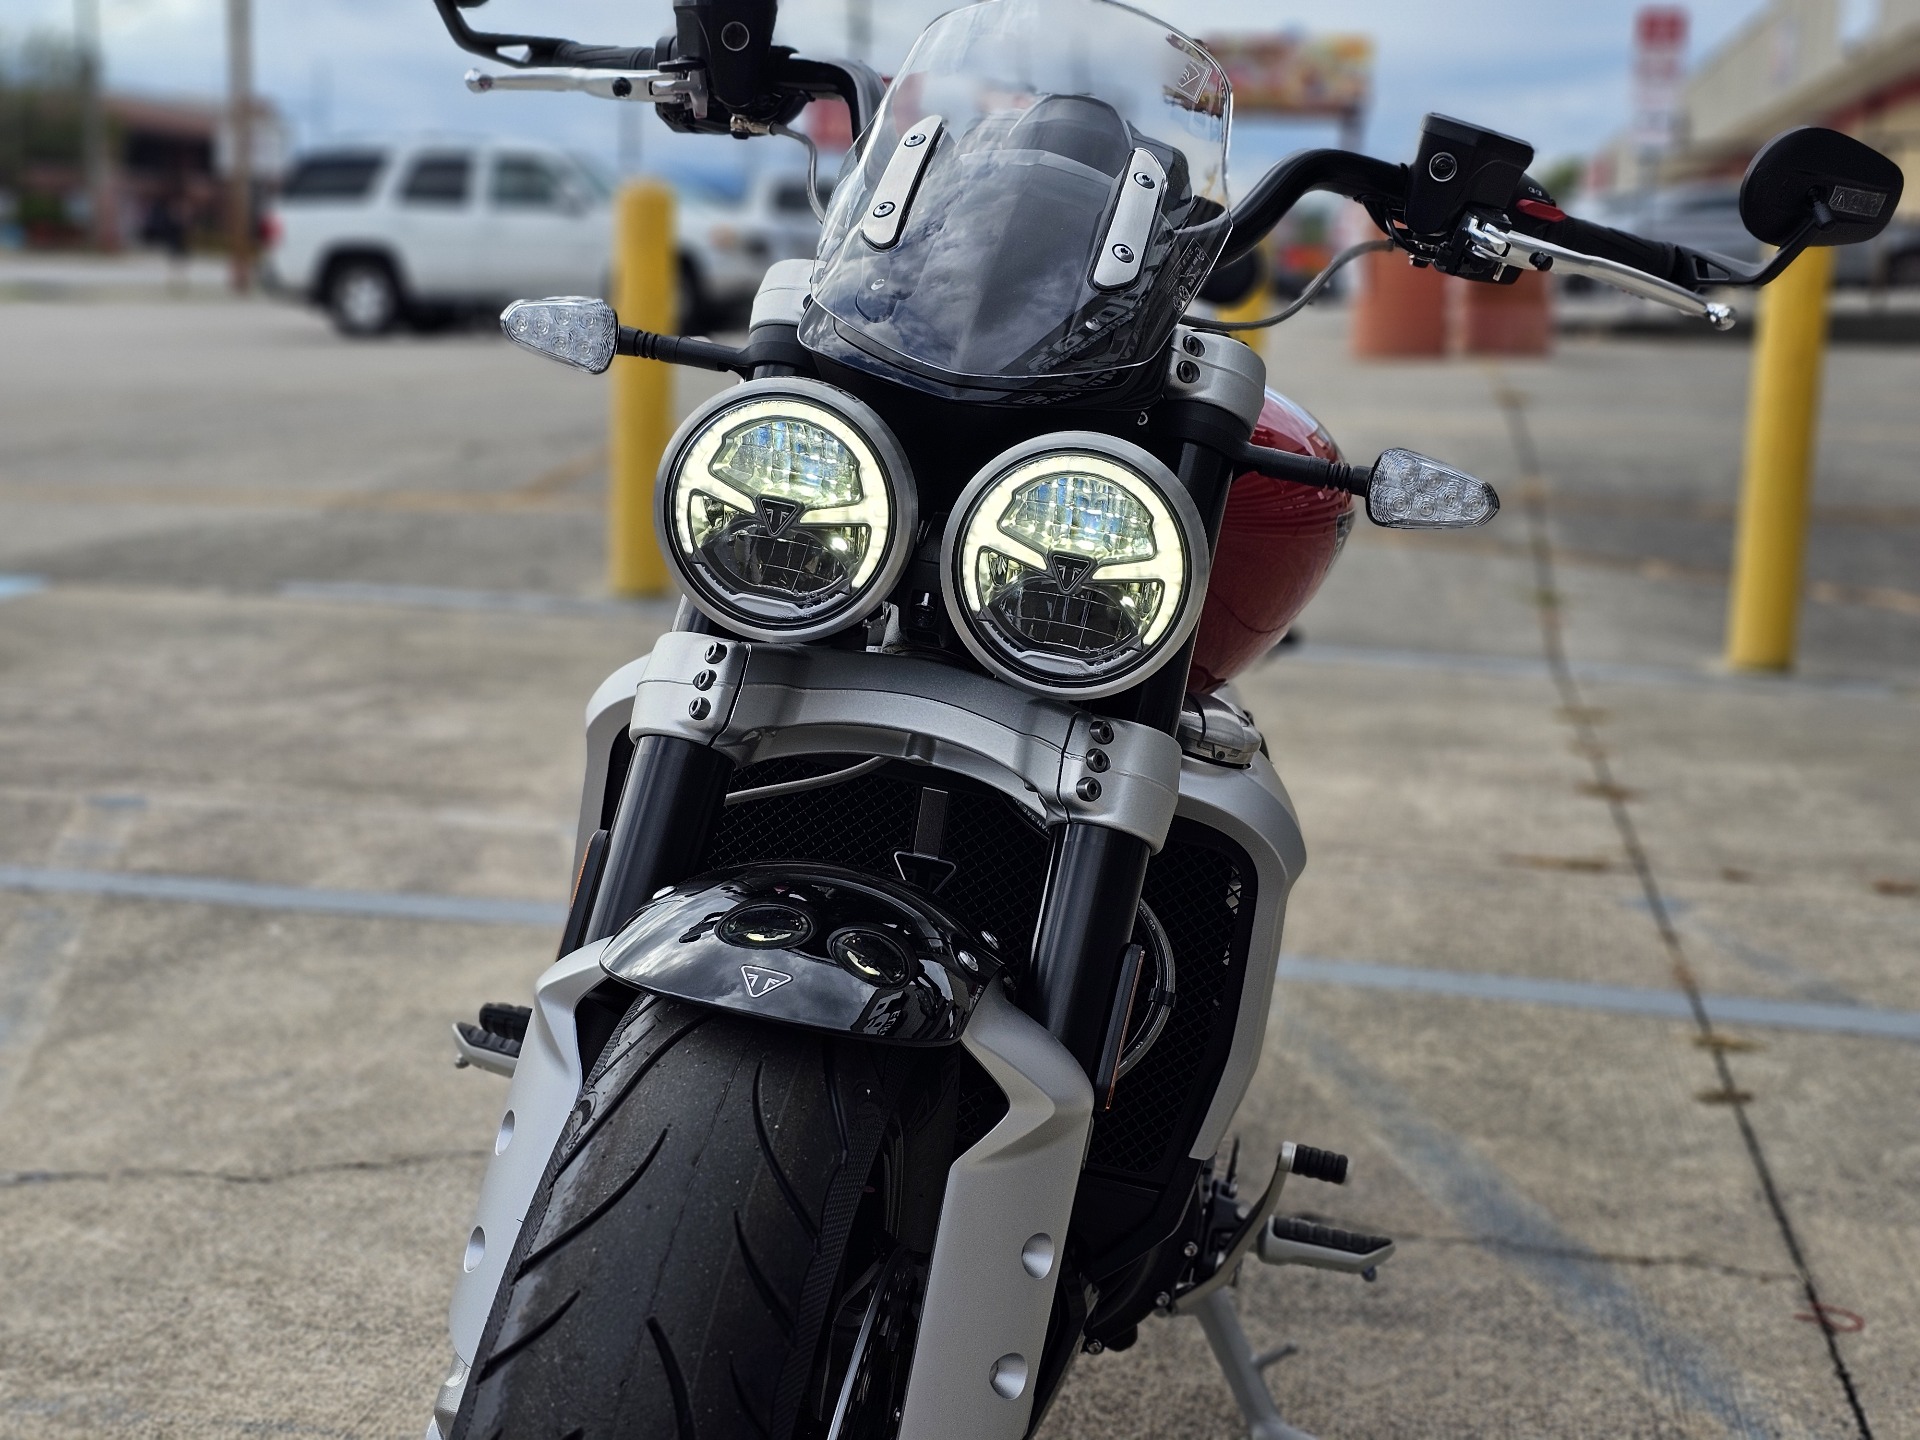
[1724, 245, 1835, 671]
[608, 180, 677, 597]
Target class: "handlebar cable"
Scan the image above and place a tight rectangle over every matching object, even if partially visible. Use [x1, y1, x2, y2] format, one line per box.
[1182, 239, 1393, 333]
[770, 123, 830, 221]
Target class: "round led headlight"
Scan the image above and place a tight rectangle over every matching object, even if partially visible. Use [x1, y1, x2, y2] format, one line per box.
[942, 434, 1208, 698]
[656, 378, 915, 641]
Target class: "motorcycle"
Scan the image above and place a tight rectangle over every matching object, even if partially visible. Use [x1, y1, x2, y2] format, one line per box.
[420, 2, 1904, 1436]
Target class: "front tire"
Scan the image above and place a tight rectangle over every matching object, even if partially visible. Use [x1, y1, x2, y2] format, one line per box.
[453, 994, 950, 1440]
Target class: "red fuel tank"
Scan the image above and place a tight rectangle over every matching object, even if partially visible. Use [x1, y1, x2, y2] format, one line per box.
[1187, 389, 1353, 692]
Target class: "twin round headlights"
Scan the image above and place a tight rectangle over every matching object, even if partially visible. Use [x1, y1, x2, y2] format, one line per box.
[657, 380, 1208, 699]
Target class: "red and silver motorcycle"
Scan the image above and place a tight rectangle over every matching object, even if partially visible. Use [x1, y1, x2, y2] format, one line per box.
[422, 2, 1903, 1435]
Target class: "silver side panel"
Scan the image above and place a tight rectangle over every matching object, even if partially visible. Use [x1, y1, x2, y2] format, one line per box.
[898, 984, 1093, 1440]
[447, 940, 611, 1361]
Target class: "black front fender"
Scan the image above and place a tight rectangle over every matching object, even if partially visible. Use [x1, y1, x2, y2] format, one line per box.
[599, 864, 1005, 1045]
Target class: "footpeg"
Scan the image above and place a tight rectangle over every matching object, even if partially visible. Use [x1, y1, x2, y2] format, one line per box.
[1259, 1217, 1395, 1276]
[451, 1002, 529, 1077]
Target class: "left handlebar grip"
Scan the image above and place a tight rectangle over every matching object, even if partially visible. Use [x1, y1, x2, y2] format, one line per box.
[549, 41, 656, 69]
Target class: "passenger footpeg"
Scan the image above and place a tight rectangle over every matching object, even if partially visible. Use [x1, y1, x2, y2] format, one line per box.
[451, 1002, 528, 1076]
[1259, 1217, 1395, 1278]
[1175, 1139, 1388, 1440]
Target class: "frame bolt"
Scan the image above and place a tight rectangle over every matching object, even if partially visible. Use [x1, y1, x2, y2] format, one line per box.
[693, 669, 716, 691]
[1182, 1241, 1199, 1257]
[1085, 748, 1110, 773]
[1182, 333, 1206, 355]
[1089, 719, 1115, 745]
[1075, 777, 1102, 802]
[705, 642, 728, 664]
[1176, 359, 1201, 384]
[688, 697, 712, 721]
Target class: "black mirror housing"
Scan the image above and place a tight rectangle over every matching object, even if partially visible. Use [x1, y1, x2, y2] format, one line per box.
[1740, 127, 1905, 248]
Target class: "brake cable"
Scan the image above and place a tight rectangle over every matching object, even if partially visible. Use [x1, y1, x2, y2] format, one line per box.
[1183, 238, 1394, 333]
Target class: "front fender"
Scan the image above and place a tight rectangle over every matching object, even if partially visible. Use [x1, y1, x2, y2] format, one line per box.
[600, 863, 1002, 1045]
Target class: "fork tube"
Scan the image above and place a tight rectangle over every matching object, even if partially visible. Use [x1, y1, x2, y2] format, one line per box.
[586, 734, 734, 942]
[1124, 440, 1236, 734]
[1026, 823, 1152, 1079]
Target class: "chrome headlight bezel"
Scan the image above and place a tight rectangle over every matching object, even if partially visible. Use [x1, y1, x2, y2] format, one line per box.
[940, 433, 1209, 699]
[655, 378, 917, 642]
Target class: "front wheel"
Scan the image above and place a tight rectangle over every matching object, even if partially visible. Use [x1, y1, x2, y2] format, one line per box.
[324, 257, 402, 336]
[451, 994, 954, 1440]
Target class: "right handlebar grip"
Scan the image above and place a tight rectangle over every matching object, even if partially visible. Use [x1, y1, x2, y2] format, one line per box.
[1525, 213, 1695, 289]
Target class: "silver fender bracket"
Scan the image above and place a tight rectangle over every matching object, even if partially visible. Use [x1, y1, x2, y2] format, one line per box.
[898, 983, 1093, 1439]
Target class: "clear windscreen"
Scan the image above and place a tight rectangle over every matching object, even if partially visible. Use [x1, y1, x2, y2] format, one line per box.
[802, 0, 1231, 394]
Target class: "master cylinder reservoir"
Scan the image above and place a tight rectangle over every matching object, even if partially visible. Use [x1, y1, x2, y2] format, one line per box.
[1187, 389, 1353, 692]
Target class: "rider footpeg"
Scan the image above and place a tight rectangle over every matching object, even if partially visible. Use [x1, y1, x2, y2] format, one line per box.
[1287, 1144, 1348, 1185]
[452, 1002, 530, 1077]
[1258, 1216, 1395, 1276]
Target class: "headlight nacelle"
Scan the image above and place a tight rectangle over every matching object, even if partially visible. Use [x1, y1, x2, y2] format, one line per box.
[942, 434, 1209, 698]
[656, 379, 916, 642]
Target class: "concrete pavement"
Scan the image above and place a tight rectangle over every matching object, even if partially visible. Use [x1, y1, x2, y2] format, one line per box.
[0, 295, 1915, 1437]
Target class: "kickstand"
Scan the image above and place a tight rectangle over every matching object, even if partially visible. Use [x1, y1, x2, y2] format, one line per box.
[1189, 1287, 1317, 1440]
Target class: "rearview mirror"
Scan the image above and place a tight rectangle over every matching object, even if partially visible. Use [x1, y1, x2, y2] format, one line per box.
[1366, 450, 1499, 529]
[1740, 127, 1905, 248]
[501, 296, 619, 373]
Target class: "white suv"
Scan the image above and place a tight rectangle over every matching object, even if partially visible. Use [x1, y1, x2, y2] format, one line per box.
[264, 137, 823, 336]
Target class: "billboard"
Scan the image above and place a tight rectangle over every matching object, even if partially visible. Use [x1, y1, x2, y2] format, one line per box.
[1202, 32, 1374, 119]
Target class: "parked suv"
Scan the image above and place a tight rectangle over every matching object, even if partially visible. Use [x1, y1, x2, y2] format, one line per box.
[264, 137, 824, 335]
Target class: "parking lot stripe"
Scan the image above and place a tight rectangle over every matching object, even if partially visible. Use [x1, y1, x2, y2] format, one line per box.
[0, 864, 566, 928]
[1276, 955, 1920, 1043]
[0, 861, 1913, 1044]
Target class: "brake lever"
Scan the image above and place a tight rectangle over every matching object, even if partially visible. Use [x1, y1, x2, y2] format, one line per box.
[465, 66, 709, 117]
[1463, 215, 1736, 331]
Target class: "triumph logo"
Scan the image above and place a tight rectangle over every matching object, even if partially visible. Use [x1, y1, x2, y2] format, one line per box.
[754, 496, 804, 537]
[1048, 552, 1096, 595]
[740, 965, 794, 999]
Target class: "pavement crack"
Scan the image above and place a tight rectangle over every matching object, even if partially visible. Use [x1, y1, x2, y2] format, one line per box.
[1491, 375, 1877, 1440]
[0, 1147, 487, 1190]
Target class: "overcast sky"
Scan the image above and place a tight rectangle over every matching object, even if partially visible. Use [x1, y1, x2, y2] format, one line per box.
[18, 0, 1765, 188]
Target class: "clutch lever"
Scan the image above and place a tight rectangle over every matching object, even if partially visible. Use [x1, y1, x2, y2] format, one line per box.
[1462, 214, 1736, 331]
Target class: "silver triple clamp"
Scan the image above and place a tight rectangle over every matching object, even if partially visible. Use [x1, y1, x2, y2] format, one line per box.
[1170, 1140, 1394, 1440]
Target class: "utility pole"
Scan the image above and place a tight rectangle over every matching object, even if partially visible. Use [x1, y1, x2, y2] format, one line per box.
[847, 0, 872, 64]
[75, 0, 113, 251]
[226, 0, 254, 292]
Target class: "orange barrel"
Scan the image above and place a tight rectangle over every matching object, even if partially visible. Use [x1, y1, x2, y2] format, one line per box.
[1451, 267, 1553, 355]
[1350, 247, 1449, 358]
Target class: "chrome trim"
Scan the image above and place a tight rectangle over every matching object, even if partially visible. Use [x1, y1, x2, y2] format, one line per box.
[1093, 148, 1165, 290]
[1464, 215, 1736, 331]
[860, 115, 944, 250]
[464, 66, 707, 116]
[1178, 691, 1263, 768]
[898, 983, 1093, 1439]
